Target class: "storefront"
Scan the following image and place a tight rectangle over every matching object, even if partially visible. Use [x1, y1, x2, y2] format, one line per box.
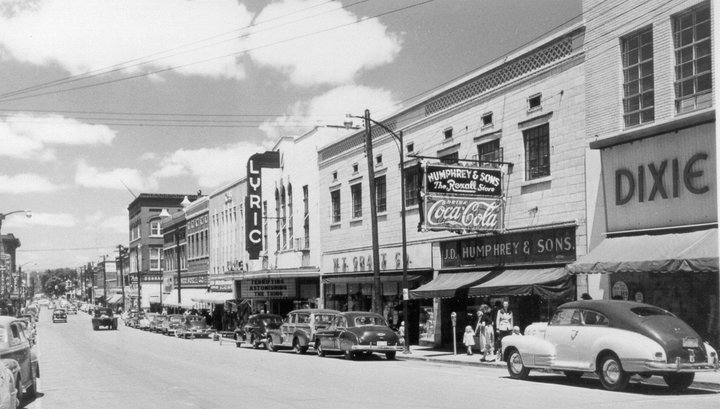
[232, 268, 320, 318]
[412, 224, 577, 346]
[569, 117, 718, 348]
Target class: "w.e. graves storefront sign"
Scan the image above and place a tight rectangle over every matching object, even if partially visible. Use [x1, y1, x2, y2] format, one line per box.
[440, 225, 576, 268]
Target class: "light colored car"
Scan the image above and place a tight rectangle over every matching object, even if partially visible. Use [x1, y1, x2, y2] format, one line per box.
[266, 309, 340, 354]
[0, 317, 39, 401]
[176, 315, 212, 339]
[502, 300, 719, 392]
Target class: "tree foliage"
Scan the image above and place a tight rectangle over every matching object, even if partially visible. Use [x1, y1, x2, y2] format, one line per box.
[39, 268, 78, 298]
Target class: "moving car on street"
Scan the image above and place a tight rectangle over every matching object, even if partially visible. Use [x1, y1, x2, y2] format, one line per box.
[234, 313, 283, 349]
[502, 300, 719, 392]
[0, 317, 38, 402]
[315, 312, 403, 360]
[91, 307, 118, 330]
[266, 309, 339, 354]
[51, 308, 67, 323]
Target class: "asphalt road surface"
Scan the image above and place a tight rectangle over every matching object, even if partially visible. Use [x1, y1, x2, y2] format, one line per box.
[23, 307, 720, 409]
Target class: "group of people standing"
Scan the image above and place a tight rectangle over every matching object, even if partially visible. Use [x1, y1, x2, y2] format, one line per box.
[463, 300, 516, 361]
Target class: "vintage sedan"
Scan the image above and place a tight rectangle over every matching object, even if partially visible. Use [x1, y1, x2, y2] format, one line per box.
[266, 309, 339, 354]
[52, 308, 67, 323]
[149, 314, 168, 332]
[314, 312, 403, 360]
[502, 300, 719, 392]
[176, 315, 212, 339]
[234, 313, 283, 349]
[160, 314, 185, 336]
[138, 313, 154, 331]
[0, 317, 38, 401]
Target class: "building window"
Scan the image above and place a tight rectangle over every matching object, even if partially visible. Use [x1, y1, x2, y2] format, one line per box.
[407, 142, 414, 153]
[332, 171, 338, 181]
[149, 247, 162, 271]
[528, 93, 542, 110]
[523, 123, 550, 180]
[622, 27, 654, 127]
[404, 166, 420, 207]
[375, 175, 387, 213]
[478, 139, 502, 167]
[331, 190, 341, 224]
[150, 220, 162, 237]
[481, 112, 493, 127]
[352, 163, 359, 174]
[376, 154, 383, 167]
[440, 152, 459, 164]
[351, 183, 362, 219]
[443, 127, 453, 139]
[673, 3, 712, 113]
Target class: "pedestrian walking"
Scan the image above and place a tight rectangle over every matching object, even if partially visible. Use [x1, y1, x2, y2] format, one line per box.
[475, 305, 495, 361]
[462, 325, 475, 355]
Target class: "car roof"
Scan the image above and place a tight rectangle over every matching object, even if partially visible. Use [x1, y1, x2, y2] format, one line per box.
[337, 311, 384, 319]
[558, 300, 669, 317]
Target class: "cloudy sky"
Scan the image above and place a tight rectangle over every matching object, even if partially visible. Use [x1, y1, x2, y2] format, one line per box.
[0, 0, 581, 271]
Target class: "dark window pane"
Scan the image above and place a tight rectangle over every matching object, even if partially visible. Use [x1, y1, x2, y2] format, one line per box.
[696, 40, 711, 58]
[697, 21, 710, 40]
[697, 73, 712, 92]
[640, 44, 653, 60]
[641, 77, 653, 92]
[641, 91, 654, 108]
[625, 66, 639, 81]
[627, 48, 639, 65]
[640, 61, 653, 77]
[641, 109, 654, 123]
[678, 46, 694, 63]
[625, 112, 640, 127]
[680, 29, 693, 46]
[696, 55, 712, 74]
[626, 80, 639, 95]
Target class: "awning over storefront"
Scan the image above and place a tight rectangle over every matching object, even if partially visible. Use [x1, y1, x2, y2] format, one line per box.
[410, 271, 492, 299]
[567, 228, 718, 274]
[163, 288, 208, 308]
[192, 291, 235, 305]
[106, 294, 123, 304]
[467, 268, 573, 299]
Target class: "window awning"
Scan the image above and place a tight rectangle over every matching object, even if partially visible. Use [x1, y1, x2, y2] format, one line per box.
[410, 271, 492, 299]
[163, 288, 208, 308]
[192, 291, 236, 305]
[467, 268, 573, 299]
[106, 294, 123, 304]
[567, 228, 718, 274]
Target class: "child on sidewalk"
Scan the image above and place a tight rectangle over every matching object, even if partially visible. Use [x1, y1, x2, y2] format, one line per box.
[462, 325, 475, 355]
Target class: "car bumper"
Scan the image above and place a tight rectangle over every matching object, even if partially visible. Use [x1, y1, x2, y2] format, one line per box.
[623, 357, 720, 373]
[185, 330, 211, 336]
[351, 345, 403, 352]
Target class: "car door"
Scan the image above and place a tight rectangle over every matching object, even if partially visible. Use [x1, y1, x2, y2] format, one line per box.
[571, 309, 611, 369]
[7, 323, 30, 384]
[544, 308, 582, 369]
[281, 313, 296, 345]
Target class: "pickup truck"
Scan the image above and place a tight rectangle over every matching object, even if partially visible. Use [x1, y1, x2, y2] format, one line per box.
[91, 307, 118, 330]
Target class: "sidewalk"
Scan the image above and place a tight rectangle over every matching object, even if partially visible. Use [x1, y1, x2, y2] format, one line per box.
[398, 345, 720, 391]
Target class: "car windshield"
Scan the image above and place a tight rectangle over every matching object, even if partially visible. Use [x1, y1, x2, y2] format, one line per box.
[631, 306, 674, 317]
[353, 315, 386, 327]
[263, 317, 282, 325]
[314, 314, 335, 324]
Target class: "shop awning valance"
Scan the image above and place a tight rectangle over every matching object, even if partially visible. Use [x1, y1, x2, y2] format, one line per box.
[567, 228, 718, 274]
[163, 288, 208, 308]
[410, 271, 492, 299]
[192, 291, 235, 305]
[106, 294, 123, 304]
[467, 268, 573, 299]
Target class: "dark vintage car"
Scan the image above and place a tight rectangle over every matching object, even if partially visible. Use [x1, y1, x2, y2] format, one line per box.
[65, 304, 78, 315]
[176, 315, 212, 339]
[315, 312, 403, 360]
[160, 314, 185, 336]
[1, 358, 20, 409]
[266, 309, 340, 354]
[52, 308, 67, 323]
[0, 316, 39, 401]
[149, 314, 168, 332]
[91, 307, 118, 330]
[233, 313, 283, 349]
[502, 300, 719, 392]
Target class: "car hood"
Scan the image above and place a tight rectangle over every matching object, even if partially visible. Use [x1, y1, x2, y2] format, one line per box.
[628, 315, 708, 362]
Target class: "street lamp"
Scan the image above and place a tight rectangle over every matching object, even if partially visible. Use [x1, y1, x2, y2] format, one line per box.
[0, 210, 31, 307]
[346, 110, 410, 353]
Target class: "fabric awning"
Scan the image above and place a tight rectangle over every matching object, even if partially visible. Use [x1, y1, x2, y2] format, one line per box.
[106, 294, 123, 304]
[192, 291, 235, 305]
[163, 288, 209, 308]
[410, 271, 492, 299]
[467, 268, 573, 299]
[567, 228, 718, 274]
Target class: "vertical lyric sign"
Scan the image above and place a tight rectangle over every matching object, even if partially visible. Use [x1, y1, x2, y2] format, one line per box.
[245, 151, 280, 260]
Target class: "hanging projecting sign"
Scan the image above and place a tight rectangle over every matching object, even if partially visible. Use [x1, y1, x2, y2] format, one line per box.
[424, 163, 502, 196]
[245, 151, 280, 260]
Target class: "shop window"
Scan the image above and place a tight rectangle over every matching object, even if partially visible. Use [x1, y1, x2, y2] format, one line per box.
[673, 3, 712, 113]
[523, 123, 550, 180]
[622, 26, 655, 126]
[375, 175, 387, 213]
[351, 183, 362, 219]
[330, 189, 341, 224]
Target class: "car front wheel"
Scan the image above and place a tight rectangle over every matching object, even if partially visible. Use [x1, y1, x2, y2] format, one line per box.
[293, 340, 308, 354]
[663, 372, 695, 392]
[598, 353, 629, 391]
[506, 348, 530, 380]
[386, 351, 396, 360]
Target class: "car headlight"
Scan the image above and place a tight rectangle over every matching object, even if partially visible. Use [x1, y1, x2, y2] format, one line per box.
[652, 351, 666, 362]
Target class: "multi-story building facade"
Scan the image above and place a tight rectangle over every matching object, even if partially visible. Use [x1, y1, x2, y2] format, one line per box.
[128, 193, 195, 311]
[161, 205, 189, 308]
[0, 234, 21, 313]
[571, 0, 717, 347]
[318, 23, 587, 346]
[207, 178, 246, 298]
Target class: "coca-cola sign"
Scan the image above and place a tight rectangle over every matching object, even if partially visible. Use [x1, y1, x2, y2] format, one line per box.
[420, 195, 503, 232]
[425, 164, 502, 197]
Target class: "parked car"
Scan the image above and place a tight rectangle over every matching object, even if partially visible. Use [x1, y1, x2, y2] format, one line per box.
[502, 300, 719, 392]
[15, 318, 36, 346]
[91, 307, 118, 330]
[266, 309, 340, 354]
[65, 305, 77, 315]
[0, 316, 39, 401]
[314, 312, 403, 360]
[0, 359, 19, 409]
[138, 313, 154, 331]
[160, 314, 185, 336]
[176, 315, 212, 339]
[149, 314, 168, 332]
[52, 308, 67, 323]
[234, 313, 283, 349]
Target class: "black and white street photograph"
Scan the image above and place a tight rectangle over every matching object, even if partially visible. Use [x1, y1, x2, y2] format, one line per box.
[0, 0, 718, 408]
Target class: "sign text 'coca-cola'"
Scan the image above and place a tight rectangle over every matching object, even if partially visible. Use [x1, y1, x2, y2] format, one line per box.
[420, 195, 503, 232]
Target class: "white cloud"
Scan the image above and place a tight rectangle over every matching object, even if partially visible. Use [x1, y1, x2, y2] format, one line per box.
[0, 173, 62, 193]
[0, 0, 252, 80]
[248, 0, 402, 86]
[260, 85, 399, 140]
[23, 212, 77, 228]
[0, 113, 115, 161]
[85, 210, 127, 234]
[75, 160, 156, 191]
[154, 141, 272, 188]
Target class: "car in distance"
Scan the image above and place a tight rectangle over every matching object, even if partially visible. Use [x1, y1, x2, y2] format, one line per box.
[160, 314, 185, 336]
[234, 313, 283, 348]
[315, 312, 403, 360]
[65, 305, 78, 315]
[137, 313, 154, 331]
[91, 307, 118, 330]
[502, 300, 719, 392]
[52, 308, 67, 323]
[0, 317, 39, 401]
[149, 314, 168, 332]
[176, 315, 212, 339]
[266, 309, 339, 354]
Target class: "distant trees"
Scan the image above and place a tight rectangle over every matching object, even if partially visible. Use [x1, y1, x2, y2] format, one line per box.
[39, 268, 77, 298]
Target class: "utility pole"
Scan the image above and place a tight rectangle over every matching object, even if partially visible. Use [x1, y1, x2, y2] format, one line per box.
[136, 244, 142, 311]
[364, 109, 382, 314]
[101, 255, 108, 307]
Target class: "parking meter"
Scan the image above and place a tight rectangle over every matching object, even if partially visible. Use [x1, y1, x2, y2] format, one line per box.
[451, 312, 457, 355]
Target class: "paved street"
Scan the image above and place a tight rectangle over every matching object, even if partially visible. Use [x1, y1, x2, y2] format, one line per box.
[19, 307, 719, 409]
